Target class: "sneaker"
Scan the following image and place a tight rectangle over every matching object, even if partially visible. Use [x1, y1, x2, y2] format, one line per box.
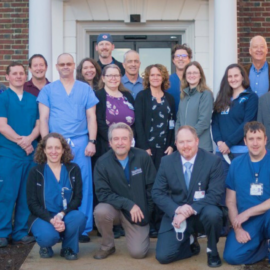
[93, 247, 116, 260]
[0, 238, 8, 248]
[60, 247, 78, 260]
[12, 235, 35, 245]
[79, 235, 90, 243]
[39, 247, 54, 258]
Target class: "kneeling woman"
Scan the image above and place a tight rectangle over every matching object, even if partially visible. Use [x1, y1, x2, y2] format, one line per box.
[27, 133, 86, 260]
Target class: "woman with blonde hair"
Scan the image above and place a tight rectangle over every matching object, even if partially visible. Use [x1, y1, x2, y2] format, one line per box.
[175, 61, 213, 152]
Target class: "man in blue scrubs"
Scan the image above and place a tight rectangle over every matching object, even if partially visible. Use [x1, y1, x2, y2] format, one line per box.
[121, 50, 143, 99]
[244, 36, 270, 97]
[0, 62, 39, 247]
[167, 44, 192, 111]
[38, 53, 99, 243]
[224, 121, 270, 265]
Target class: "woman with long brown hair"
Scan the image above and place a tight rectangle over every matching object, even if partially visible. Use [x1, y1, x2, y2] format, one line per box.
[175, 61, 213, 152]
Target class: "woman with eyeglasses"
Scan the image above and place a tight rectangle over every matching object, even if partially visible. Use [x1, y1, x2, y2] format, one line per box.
[175, 61, 213, 152]
[135, 64, 175, 238]
[27, 133, 86, 260]
[76, 58, 101, 91]
[95, 64, 135, 160]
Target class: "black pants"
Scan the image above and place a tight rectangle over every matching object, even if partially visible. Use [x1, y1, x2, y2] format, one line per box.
[156, 205, 223, 264]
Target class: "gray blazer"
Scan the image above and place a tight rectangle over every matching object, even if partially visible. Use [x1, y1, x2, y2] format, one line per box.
[257, 92, 270, 149]
[175, 87, 214, 151]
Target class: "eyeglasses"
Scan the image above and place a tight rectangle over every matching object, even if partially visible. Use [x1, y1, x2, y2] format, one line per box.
[174, 54, 188, 59]
[186, 72, 200, 76]
[58, 62, 74, 67]
[105, 75, 121, 79]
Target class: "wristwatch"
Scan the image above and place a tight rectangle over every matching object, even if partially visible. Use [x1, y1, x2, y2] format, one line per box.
[88, 139, 96, 144]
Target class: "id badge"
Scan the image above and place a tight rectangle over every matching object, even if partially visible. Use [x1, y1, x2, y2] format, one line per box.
[63, 198, 67, 210]
[193, 191, 205, 201]
[250, 183, 263, 196]
[169, 120, 175, 130]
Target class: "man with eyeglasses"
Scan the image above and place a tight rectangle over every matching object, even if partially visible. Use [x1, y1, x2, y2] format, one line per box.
[96, 33, 125, 76]
[167, 44, 192, 111]
[37, 53, 99, 243]
[121, 50, 143, 99]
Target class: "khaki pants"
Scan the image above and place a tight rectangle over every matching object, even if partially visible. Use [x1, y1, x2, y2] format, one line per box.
[94, 203, 150, 259]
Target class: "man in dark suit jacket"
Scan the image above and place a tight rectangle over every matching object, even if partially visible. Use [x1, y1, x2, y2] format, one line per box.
[152, 125, 224, 267]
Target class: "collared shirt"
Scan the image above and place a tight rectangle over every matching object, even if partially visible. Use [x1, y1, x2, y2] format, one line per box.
[121, 74, 143, 99]
[167, 73, 181, 112]
[37, 80, 99, 138]
[181, 154, 197, 173]
[249, 61, 269, 97]
[24, 78, 50, 97]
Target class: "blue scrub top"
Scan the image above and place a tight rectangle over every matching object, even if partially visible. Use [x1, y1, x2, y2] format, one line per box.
[0, 89, 39, 160]
[44, 164, 72, 213]
[121, 74, 143, 99]
[167, 73, 181, 112]
[226, 151, 270, 214]
[37, 80, 99, 138]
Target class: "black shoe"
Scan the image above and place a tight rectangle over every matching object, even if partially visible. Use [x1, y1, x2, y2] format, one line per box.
[149, 228, 158, 238]
[39, 247, 54, 258]
[12, 235, 35, 245]
[207, 252, 222, 268]
[0, 238, 8, 248]
[113, 225, 122, 239]
[60, 247, 78, 260]
[190, 239, 200, 256]
[79, 235, 90, 243]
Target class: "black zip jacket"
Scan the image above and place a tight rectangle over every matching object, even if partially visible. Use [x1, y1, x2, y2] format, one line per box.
[26, 163, 83, 231]
[94, 147, 156, 226]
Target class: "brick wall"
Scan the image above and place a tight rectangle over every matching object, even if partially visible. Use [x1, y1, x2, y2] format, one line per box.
[0, 0, 29, 86]
[237, 0, 270, 64]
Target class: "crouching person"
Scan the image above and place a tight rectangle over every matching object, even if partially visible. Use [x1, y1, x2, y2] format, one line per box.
[93, 122, 156, 259]
[27, 133, 86, 260]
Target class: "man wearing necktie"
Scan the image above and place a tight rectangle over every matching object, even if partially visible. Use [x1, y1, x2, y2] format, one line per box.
[152, 125, 225, 267]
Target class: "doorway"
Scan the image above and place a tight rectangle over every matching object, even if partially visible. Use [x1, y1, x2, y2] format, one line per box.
[90, 35, 182, 75]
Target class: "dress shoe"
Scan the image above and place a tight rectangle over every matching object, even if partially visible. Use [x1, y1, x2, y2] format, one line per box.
[60, 247, 78, 260]
[39, 247, 54, 258]
[113, 225, 122, 239]
[207, 252, 222, 268]
[93, 247, 116, 259]
[190, 239, 200, 256]
[149, 228, 158, 238]
[79, 235, 90, 243]
[0, 238, 8, 248]
[12, 235, 35, 245]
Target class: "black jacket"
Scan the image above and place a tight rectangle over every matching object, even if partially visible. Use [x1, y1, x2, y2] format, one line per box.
[134, 88, 176, 150]
[27, 163, 83, 231]
[97, 57, 125, 76]
[95, 88, 135, 158]
[94, 147, 156, 226]
[152, 149, 224, 233]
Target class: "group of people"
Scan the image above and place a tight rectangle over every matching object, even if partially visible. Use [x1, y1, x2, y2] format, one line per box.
[0, 32, 270, 267]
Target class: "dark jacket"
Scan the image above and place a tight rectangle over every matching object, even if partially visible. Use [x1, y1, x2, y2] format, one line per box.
[94, 147, 156, 226]
[212, 88, 258, 148]
[152, 149, 224, 233]
[27, 163, 83, 232]
[134, 88, 176, 150]
[95, 88, 135, 158]
[97, 57, 125, 76]
[243, 62, 270, 93]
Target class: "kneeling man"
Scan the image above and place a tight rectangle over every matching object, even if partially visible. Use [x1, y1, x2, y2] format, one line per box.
[224, 121, 270, 265]
[94, 122, 156, 259]
[152, 125, 224, 267]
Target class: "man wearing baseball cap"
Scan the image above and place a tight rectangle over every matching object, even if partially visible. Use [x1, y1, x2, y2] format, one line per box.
[96, 33, 125, 76]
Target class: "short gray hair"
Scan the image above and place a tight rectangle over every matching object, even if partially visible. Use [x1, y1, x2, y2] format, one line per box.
[123, 50, 140, 62]
[250, 35, 267, 48]
[108, 122, 133, 141]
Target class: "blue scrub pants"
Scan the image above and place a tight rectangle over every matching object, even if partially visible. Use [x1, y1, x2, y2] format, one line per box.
[0, 156, 35, 241]
[68, 135, 93, 235]
[223, 211, 270, 265]
[31, 210, 86, 253]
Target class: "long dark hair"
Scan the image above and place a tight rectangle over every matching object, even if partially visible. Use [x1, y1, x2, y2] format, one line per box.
[76, 58, 101, 91]
[214, 63, 250, 113]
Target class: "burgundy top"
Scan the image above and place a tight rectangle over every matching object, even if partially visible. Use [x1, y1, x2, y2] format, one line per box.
[106, 94, 135, 126]
[24, 78, 50, 97]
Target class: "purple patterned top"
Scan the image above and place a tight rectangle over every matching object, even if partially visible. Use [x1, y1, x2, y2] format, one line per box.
[106, 94, 135, 126]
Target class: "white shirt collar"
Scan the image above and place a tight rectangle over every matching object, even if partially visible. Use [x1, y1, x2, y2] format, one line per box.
[181, 154, 197, 166]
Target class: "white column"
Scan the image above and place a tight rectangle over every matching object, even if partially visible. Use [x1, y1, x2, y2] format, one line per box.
[29, 0, 52, 81]
[213, 0, 237, 97]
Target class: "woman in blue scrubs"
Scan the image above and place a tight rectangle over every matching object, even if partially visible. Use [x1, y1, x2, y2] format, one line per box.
[27, 133, 86, 260]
